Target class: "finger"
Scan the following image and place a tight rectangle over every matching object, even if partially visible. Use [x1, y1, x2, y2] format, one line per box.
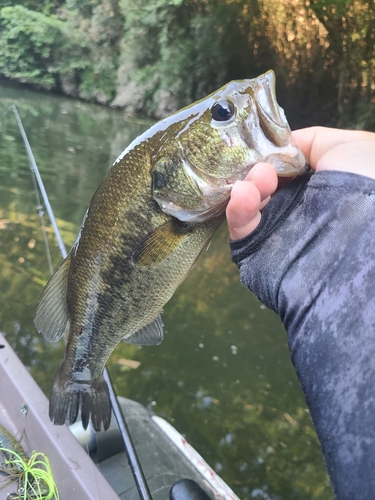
[226, 180, 262, 240]
[245, 162, 278, 200]
[227, 162, 278, 241]
[292, 127, 375, 171]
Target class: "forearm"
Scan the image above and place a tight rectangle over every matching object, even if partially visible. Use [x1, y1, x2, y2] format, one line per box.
[231, 170, 375, 499]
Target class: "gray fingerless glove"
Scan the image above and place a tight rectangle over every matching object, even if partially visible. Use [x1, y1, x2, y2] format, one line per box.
[230, 171, 375, 500]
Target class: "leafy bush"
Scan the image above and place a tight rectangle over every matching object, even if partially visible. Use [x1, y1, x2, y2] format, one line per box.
[0, 5, 88, 88]
[115, 0, 260, 117]
[72, 0, 124, 102]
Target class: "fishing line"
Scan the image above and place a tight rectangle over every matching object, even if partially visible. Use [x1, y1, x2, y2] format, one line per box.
[0, 104, 53, 274]
[12, 105, 68, 260]
[12, 106, 153, 500]
[29, 157, 54, 276]
[0, 106, 55, 274]
[103, 369, 152, 500]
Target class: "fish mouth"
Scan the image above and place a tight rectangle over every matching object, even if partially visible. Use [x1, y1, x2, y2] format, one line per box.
[241, 71, 307, 176]
[264, 152, 308, 176]
[276, 162, 310, 177]
[253, 71, 291, 148]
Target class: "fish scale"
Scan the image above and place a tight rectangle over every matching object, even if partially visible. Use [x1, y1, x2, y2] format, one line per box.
[34, 70, 307, 431]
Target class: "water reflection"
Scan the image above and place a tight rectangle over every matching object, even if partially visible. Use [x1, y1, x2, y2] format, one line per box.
[0, 81, 333, 499]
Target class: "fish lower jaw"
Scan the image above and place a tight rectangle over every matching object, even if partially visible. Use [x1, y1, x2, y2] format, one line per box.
[276, 162, 310, 177]
[264, 151, 306, 176]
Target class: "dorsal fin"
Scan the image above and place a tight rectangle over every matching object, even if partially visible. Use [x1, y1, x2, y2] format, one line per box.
[34, 253, 71, 342]
[124, 314, 164, 345]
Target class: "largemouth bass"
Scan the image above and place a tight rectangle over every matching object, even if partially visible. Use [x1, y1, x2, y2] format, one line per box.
[34, 70, 306, 432]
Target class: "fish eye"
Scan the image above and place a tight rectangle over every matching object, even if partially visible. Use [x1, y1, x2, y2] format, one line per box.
[211, 100, 235, 122]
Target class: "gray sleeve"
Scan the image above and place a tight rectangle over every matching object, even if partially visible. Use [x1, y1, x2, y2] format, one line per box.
[230, 170, 375, 500]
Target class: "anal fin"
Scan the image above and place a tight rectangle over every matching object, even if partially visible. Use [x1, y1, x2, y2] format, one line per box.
[34, 253, 71, 342]
[124, 314, 164, 345]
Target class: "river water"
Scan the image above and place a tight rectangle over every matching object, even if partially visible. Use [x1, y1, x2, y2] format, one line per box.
[0, 80, 333, 499]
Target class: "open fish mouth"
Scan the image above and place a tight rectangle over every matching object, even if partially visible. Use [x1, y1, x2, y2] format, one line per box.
[253, 73, 291, 148]
[241, 71, 307, 176]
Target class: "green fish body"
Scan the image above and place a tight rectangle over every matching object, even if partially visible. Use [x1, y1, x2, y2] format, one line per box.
[34, 70, 306, 431]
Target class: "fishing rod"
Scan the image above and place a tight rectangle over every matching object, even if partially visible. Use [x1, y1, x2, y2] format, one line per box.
[12, 105, 67, 261]
[12, 105, 153, 500]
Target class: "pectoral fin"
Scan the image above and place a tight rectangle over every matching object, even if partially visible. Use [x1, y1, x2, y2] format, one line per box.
[124, 314, 164, 345]
[34, 253, 71, 342]
[131, 219, 194, 267]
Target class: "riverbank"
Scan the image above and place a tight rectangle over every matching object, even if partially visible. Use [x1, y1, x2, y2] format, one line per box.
[1, 1, 374, 130]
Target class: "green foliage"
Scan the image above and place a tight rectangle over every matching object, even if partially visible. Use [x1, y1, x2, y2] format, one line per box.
[0, 0, 373, 128]
[0, 1, 123, 101]
[116, 0, 260, 116]
[66, 0, 95, 17]
[115, 0, 374, 128]
[0, 0, 65, 15]
[0, 6, 88, 88]
[73, 0, 124, 101]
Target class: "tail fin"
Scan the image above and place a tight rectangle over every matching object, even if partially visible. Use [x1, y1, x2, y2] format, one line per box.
[49, 366, 111, 432]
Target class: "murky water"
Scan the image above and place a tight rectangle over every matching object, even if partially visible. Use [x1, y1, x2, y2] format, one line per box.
[0, 80, 333, 499]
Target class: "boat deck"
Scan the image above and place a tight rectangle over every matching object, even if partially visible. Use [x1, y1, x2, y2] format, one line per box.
[0, 332, 239, 499]
[91, 398, 214, 499]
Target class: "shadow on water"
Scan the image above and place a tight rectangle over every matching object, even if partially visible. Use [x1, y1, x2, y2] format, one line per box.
[0, 82, 333, 499]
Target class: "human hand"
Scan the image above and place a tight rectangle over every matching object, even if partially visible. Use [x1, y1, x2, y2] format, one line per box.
[226, 127, 375, 240]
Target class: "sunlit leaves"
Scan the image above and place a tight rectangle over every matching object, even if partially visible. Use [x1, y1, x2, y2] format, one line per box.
[0, 6, 88, 87]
